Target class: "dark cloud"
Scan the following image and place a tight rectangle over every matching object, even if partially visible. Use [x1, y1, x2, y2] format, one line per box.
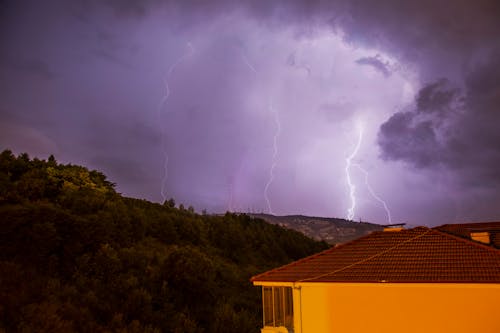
[415, 79, 458, 114]
[378, 112, 441, 168]
[337, 1, 500, 61]
[447, 53, 500, 184]
[0, 56, 55, 80]
[355, 56, 390, 77]
[2, 0, 500, 224]
[378, 54, 500, 189]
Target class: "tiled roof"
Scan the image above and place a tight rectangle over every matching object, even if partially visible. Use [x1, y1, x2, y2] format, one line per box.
[435, 222, 500, 249]
[251, 226, 500, 283]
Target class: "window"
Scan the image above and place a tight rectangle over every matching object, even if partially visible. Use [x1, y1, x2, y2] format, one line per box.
[262, 286, 294, 330]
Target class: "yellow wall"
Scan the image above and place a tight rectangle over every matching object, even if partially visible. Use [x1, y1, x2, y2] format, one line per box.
[296, 283, 500, 333]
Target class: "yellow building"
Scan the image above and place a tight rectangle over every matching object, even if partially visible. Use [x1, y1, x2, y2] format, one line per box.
[251, 223, 500, 333]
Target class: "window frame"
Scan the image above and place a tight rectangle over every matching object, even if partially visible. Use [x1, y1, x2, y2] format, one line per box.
[262, 286, 294, 330]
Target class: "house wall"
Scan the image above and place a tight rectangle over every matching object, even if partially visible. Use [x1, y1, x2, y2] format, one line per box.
[297, 282, 500, 333]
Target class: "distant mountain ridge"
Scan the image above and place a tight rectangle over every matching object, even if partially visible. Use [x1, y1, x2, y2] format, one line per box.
[249, 213, 384, 244]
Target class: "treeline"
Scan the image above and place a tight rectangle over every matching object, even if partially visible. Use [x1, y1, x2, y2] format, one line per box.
[0, 150, 328, 333]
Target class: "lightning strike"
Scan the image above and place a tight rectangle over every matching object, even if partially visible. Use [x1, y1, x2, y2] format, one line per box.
[264, 99, 281, 215]
[238, 49, 281, 215]
[159, 43, 195, 203]
[352, 163, 392, 223]
[345, 124, 363, 221]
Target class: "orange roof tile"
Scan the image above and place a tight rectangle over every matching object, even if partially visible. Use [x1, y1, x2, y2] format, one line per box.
[251, 226, 500, 283]
[435, 222, 500, 248]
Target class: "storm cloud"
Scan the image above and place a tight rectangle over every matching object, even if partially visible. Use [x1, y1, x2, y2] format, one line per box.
[1, 0, 500, 225]
[355, 56, 391, 77]
[378, 78, 460, 168]
[378, 54, 500, 190]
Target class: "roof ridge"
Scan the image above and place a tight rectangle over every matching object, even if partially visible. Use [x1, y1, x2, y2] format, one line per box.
[431, 227, 500, 253]
[297, 228, 433, 282]
[250, 244, 334, 282]
[250, 229, 382, 282]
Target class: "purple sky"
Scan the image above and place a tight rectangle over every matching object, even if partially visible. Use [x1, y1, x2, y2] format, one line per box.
[1, 0, 500, 226]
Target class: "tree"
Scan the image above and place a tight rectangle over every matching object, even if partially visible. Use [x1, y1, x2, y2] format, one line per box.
[0, 149, 329, 332]
[164, 198, 175, 208]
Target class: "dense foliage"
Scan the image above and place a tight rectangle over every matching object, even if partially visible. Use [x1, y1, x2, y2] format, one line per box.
[0, 150, 328, 333]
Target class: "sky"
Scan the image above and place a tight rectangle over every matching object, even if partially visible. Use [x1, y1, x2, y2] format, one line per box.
[1, 0, 500, 226]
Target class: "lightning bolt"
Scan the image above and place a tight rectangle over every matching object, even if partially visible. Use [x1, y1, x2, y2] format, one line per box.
[345, 124, 363, 221]
[159, 42, 195, 203]
[239, 48, 281, 214]
[352, 163, 392, 223]
[345, 123, 392, 223]
[264, 99, 281, 215]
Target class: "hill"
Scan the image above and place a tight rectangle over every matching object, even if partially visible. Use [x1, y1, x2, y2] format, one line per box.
[0, 150, 328, 333]
[248, 214, 383, 244]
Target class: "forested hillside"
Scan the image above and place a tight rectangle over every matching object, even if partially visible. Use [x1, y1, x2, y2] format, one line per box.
[0, 150, 328, 333]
